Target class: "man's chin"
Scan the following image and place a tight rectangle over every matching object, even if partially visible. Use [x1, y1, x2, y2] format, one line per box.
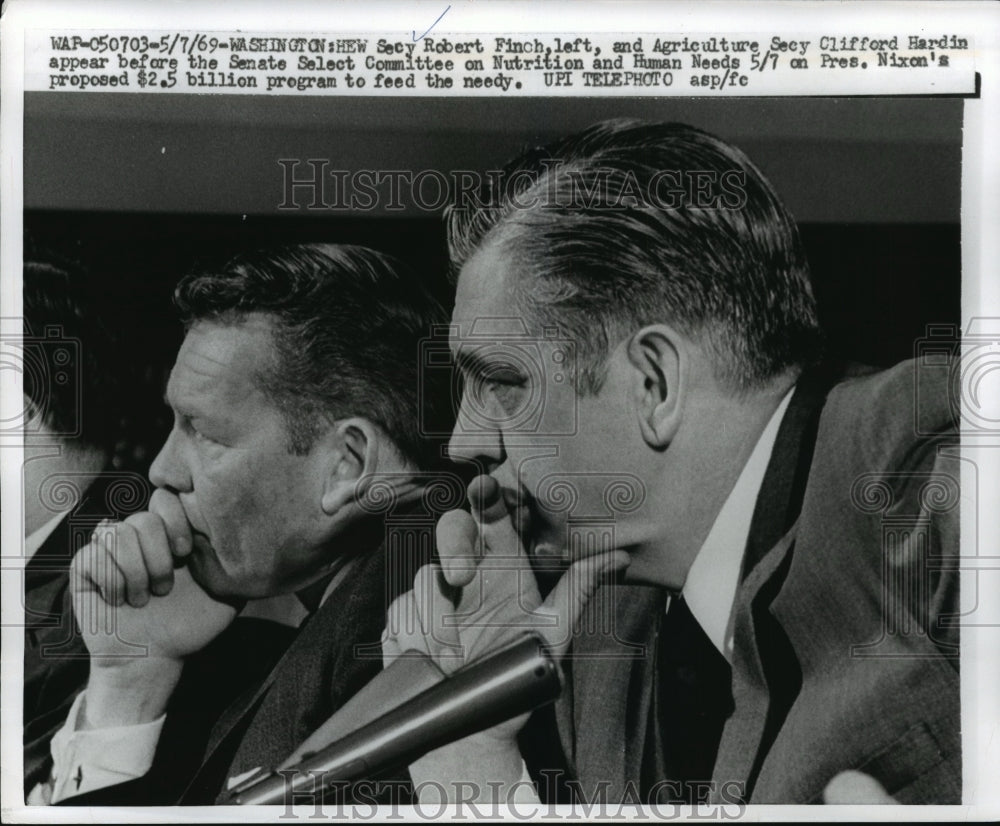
[528, 524, 626, 567]
[185, 540, 245, 603]
[524, 517, 576, 577]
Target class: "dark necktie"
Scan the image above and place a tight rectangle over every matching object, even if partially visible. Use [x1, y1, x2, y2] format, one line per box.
[641, 594, 735, 804]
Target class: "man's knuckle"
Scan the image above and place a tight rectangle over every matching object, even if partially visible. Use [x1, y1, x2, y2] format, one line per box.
[114, 520, 137, 543]
[387, 591, 410, 619]
[125, 511, 162, 535]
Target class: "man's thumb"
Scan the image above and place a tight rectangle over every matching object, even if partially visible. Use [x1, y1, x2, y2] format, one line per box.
[540, 550, 630, 657]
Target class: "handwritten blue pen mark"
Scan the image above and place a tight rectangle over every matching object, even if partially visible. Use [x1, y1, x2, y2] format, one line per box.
[413, 5, 451, 42]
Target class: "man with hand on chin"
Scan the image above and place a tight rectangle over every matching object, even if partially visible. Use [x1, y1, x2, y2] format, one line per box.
[385, 120, 961, 805]
[32, 243, 456, 804]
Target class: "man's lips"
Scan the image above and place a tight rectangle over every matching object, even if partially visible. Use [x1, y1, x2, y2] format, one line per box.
[486, 485, 574, 577]
[499, 490, 565, 563]
[498, 489, 533, 537]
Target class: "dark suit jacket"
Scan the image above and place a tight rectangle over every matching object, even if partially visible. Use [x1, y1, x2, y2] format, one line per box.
[23, 471, 153, 793]
[556, 358, 961, 804]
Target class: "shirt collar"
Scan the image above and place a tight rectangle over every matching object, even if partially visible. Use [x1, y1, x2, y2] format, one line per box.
[681, 387, 795, 662]
[24, 510, 70, 562]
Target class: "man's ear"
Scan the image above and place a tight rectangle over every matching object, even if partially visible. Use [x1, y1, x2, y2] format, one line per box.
[320, 418, 379, 515]
[625, 324, 686, 449]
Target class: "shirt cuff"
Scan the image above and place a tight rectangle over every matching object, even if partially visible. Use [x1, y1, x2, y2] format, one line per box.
[48, 691, 165, 803]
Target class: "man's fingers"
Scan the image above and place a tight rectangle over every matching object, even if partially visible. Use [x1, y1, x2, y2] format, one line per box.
[411, 564, 463, 664]
[72, 513, 181, 609]
[468, 475, 506, 522]
[148, 489, 193, 557]
[125, 512, 175, 597]
[384, 590, 417, 663]
[540, 550, 631, 656]
[468, 475, 525, 565]
[108, 522, 152, 607]
[384, 565, 463, 666]
[71, 524, 124, 604]
[823, 770, 896, 804]
[436, 509, 479, 587]
[95, 524, 126, 606]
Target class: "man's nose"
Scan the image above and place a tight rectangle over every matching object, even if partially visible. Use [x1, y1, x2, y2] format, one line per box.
[447, 400, 505, 469]
[446, 430, 505, 468]
[148, 428, 192, 492]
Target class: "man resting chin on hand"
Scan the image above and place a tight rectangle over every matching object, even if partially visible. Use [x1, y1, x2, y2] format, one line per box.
[35, 490, 236, 802]
[30, 244, 456, 805]
[386, 120, 960, 807]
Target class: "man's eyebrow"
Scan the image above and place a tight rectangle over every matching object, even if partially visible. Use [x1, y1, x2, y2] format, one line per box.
[162, 388, 202, 419]
[453, 346, 527, 378]
[454, 347, 517, 375]
[453, 347, 490, 375]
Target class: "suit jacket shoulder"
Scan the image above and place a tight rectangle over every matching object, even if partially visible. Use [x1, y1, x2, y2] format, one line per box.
[721, 358, 961, 803]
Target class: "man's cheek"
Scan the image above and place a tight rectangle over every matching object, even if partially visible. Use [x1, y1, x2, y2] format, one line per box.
[192, 471, 244, 543]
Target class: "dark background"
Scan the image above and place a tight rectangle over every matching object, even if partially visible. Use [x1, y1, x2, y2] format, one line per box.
[23, 94, 963, 474]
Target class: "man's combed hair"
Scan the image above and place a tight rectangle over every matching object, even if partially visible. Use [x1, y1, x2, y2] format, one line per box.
[174, 244, 451, 467]
[446, 119, 824, 394]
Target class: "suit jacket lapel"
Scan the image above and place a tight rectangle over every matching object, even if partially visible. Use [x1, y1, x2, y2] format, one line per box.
[25, 516, 73, 626]
[712, 361, 844, 802]
[181, 582, 334, 804]
[563, 583, 663, 799]
[742, 362, 847, 577]
[178, 665, 284, 803]
[712, 526, 797, 801]
[181, 536, 398, 802]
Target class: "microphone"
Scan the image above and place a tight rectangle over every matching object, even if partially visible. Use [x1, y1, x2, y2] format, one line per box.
[226, 633, 560, 805]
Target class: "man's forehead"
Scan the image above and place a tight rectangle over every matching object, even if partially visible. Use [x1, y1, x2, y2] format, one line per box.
[448, 316, 537, 348]
[168, 318, 272, 402]
[451, 242, 530, 344]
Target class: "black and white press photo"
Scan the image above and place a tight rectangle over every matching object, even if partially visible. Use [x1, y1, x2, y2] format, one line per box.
[1, 1, 997, 821]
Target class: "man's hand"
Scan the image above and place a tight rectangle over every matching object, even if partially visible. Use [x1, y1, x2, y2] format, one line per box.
[385, 476, 630, 670]
[823, 771, 897, 804]
[70, 489, 238, 728]
[383, 475, 629, 801]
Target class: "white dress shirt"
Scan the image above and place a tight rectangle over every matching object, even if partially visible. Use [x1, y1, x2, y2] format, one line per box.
[681, 387, 794, 660]
[28, 693, 166, 804]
